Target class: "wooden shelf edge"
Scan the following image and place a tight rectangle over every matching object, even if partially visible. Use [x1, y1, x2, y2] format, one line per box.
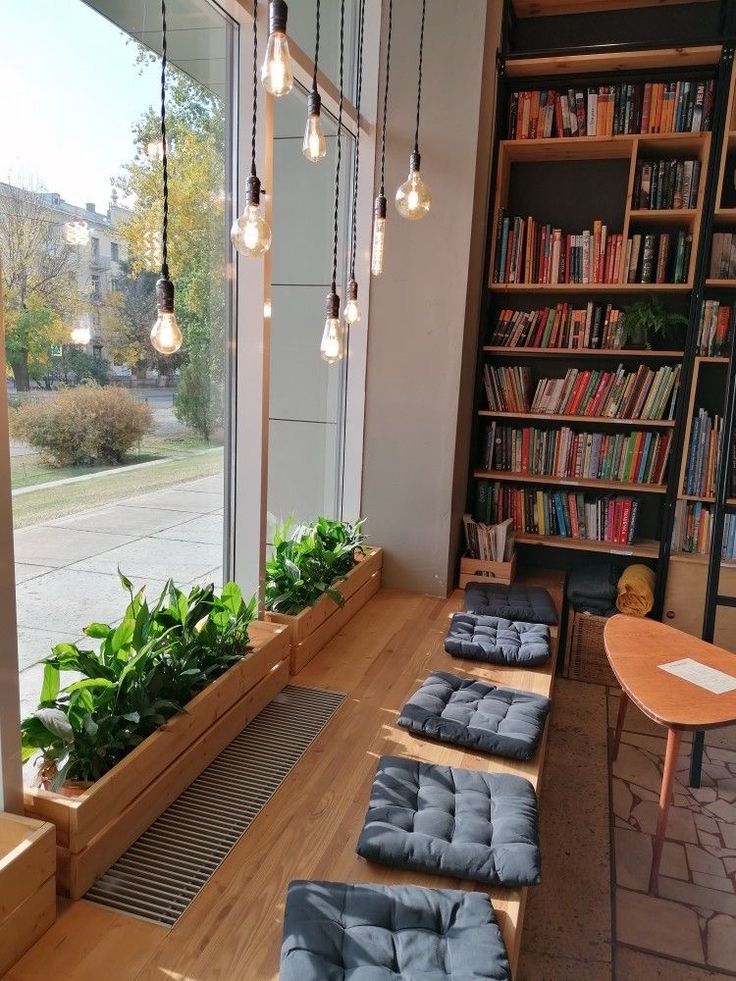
[515, 532, 660, 558]
[483, 347, 685, 357]
[474, 471, 667, 493]
[705, 279, 736, 287]
[490, 282, 692, 293]
[479, 411, 676, 427]
[505, 45, 722, 79]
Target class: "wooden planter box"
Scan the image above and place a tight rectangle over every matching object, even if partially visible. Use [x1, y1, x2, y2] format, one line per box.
[266, 546, 383, 675]
[459, 552, 516, 589]
[23, 619, 290, 900]
[0, 812, 56, 976]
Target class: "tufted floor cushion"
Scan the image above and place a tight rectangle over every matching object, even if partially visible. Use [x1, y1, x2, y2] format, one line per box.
[280, 879, 512, 981]
[397, 671, 550, 761]
[356, 756, 541, 888]
[445, 613, 551, 666]
[464, 583, 558, 625]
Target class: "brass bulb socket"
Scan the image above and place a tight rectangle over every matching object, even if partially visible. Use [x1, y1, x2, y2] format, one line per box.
[325, 291, 340, 319]
[156, 276, 175, 313]
[307, 89, 322, 117]
[347, 279, 358, 302]
[245, 174, 262, 207]
[374, 195, 387, 219]
[269, 0, 288, 35]
[409, 149, 421, 174]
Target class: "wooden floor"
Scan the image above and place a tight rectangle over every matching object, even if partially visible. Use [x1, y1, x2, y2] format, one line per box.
[5, 576, 562, 981]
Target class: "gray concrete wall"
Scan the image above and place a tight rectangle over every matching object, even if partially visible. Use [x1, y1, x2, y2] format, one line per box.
[361, 0, 502, 595]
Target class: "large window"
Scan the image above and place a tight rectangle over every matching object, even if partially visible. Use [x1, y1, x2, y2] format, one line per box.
[0, 0, 235, 764]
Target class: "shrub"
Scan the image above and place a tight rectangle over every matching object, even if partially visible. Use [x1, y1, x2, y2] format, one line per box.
[10, 383, 152, 466]
[21, 572, 257, 787]
[265, 516, 367, 614]
[174, 358, 222, 441]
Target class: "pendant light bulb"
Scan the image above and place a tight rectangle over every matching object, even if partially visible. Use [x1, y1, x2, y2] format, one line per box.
[396, 150, 431, 221]
[231, 175, 272, 257]
[303, 90, 327, 163]
[343, 279, 361, 324]
[71, 314, 92, 346]
[321, 291, 345, 364]
[371, 196, 387, 276]
[150, 277, 183, 355]
[262, 0, 294, 97]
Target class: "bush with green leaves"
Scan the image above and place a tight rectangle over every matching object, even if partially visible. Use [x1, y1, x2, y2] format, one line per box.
[265, 516, 367, 615]
[10, 383, 152, 466]
[21, 572, 256, 789]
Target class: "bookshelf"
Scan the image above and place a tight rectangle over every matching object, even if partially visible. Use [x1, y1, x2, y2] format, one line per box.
[468, 41, 730, 575]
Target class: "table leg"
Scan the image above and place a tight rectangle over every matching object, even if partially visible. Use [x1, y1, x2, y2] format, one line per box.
[649, 727, 682, 893]
[612, 690, 629, 762]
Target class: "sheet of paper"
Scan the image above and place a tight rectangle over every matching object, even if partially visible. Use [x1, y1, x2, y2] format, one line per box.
[659, 658, 736, 695]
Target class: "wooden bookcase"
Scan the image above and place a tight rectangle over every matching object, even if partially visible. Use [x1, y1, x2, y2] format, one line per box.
[471, 42, 729, 577]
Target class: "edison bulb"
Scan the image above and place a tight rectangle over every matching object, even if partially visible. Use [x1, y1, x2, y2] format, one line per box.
[395, 168, 432, 221]
[344, 280, 361, 324]
[303, 114, 327, 162]
[320, 317, 344, 364]
[262, 33, 293, 96]
[70, 315, 91, 345]
[371, 217, 386, 276]
[231, 205, 272, 257]
[151, 311, 183, 355]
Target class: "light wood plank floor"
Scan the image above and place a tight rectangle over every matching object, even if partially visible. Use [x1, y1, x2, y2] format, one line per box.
[6, 578, 562, 981]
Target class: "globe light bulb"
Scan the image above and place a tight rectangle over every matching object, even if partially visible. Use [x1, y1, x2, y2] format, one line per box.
[395, 150, 431, 221]
[302, 91, 326, 163]
[150, 277, 183, 355]
[321, 291, 345, 364]
[371, 196, 387, 277]
[231, 176, 272, 257]
[70, 314, 92, 345]
[261, 1, 293, 97]
[343, 279, 361, 324]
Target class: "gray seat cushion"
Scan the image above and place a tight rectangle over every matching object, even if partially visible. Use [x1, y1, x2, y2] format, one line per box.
[356, 756, 541, 888]
[464, 583, 558, 625]
[281, 880, 511, 981]
[445, 613, 551, 666]
[398, 671, 550, 762]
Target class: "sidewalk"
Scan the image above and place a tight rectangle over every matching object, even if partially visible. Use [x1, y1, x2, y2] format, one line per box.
[14, 473, 224, 719]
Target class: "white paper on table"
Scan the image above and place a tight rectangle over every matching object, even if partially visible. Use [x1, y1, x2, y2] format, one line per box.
[659, 658, 736, 695]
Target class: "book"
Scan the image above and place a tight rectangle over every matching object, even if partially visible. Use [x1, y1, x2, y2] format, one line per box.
[632, 158, 699, 210]
[526, 364, 679, 420]
[672, 500, 736, 559]
[696, 299, 733, 355]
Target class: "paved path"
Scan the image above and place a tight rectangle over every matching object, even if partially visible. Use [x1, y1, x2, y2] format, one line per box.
[14, 473, 224, 720]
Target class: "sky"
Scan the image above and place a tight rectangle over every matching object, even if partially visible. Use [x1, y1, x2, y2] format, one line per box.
[0, 0, 161, 211]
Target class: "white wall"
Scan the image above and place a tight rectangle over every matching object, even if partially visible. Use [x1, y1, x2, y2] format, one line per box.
[361, 0, 502, 595]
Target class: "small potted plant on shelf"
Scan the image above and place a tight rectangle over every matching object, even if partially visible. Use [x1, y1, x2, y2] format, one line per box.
[264, 517, 383, 673]
[620, 297, 688, 350]
[21, 571, 291, 900]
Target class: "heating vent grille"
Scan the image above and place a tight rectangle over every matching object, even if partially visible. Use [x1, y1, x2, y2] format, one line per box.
[86, 684, 345, 926]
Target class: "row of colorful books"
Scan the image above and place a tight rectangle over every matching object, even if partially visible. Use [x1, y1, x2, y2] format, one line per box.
[632, 158, 701, 211]
[481, 422, 672, 486]
[528, 364, 681, 420]
[672, 500, 736, 559]
[461, 515, 514, 563]
[507, 80, 715, 140]
[697, 300, 732, 356]
[473, 481, 641, 545]
[625, 231, 692, 285]
[488, 303, 625, 349]
[483, 365, 532, 413]
[709, 232, 736, 280]
[684, 408, 722, 498]
[493, 214, 624, 285]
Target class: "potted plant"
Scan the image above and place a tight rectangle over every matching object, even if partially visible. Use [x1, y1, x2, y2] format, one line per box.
[22, 572, 290, 898]
[620, 297, 688, 350]
[264, 517, 383, 673]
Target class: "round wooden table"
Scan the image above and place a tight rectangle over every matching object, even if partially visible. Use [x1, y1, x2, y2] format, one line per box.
[604, 614, 736, 892]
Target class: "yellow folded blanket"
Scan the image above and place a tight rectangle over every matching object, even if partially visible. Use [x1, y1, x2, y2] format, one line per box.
[616, 563, 655, 617]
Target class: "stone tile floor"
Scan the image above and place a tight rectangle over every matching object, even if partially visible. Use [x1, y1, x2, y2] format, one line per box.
[609, 687, 736, 976]
[13, 473, 224, 722]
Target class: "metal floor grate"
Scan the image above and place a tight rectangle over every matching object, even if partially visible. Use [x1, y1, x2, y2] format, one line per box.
[85, 684, 345, 926]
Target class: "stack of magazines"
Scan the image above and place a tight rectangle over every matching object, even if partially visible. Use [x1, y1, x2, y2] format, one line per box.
[463, 514, 514, 562]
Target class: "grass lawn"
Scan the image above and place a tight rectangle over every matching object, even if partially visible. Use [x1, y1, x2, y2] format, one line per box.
[11, 433, 225, 528]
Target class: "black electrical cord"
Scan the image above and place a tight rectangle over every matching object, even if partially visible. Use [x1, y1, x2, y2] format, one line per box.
[330, 0, 345, 293]
[414, 0, 426, 156]
[160, 0, 169, 278]
[312, 0, 320, 94]
[379, 0, 393, 198]
[251, 0, 258, 178]
[349, 0, 366, 282]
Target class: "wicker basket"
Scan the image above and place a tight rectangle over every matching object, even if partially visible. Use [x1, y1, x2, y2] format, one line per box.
[564, 608, 617, 687]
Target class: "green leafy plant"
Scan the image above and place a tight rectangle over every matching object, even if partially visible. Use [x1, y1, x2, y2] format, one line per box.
[620, 298, 688, 350]
[265, 517, 367, 615]
[21, 572, 256, 789]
